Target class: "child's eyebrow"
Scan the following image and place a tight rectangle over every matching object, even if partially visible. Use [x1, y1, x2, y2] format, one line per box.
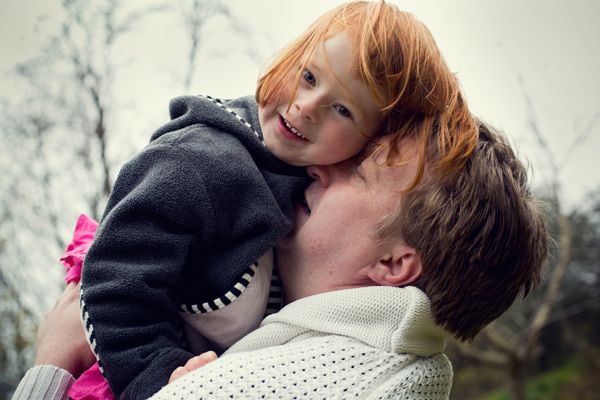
[305, 57, 325, 76]
[344, 98, 370, 124]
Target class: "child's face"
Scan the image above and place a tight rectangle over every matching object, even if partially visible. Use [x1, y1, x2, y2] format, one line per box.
[259, 33, 382, 167]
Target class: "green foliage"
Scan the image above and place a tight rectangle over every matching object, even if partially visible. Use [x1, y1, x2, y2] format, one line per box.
[450, 362, 507, 400]
[473, 391, 510, 400]
[524, 364, 577, 399]
[461, 352, 600, 400]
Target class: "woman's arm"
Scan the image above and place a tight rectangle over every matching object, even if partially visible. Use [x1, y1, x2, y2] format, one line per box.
[12, 282, 96, 400]
[34, 282, 96, 374]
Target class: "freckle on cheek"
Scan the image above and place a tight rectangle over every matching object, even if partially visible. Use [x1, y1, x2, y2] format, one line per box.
[310, 238, 322, 254]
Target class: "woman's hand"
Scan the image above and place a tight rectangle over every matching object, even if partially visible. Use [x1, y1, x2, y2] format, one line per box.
[34, 281, 96, 378]
[169, 351, 218, 383]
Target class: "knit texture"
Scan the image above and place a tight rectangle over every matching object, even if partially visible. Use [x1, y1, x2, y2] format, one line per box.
[12, 366, 74, 400]
[150, 286, 453, 399]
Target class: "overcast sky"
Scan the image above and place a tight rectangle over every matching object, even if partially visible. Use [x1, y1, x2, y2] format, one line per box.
[2, 0, 599, 210]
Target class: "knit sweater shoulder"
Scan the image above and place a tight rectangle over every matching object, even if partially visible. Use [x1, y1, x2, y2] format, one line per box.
[151, 286, 454, 400]
[80, 95, 311, 400]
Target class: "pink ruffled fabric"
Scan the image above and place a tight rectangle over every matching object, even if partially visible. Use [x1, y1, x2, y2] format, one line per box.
[69, 363, 116, 400]
[60, 214, 98, 284]
[60, 214, 116, 400]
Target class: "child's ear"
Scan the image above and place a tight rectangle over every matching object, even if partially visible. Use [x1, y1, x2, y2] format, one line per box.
[367, 244, 422, 287]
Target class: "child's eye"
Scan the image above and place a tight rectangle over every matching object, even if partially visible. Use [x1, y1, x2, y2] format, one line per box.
[336, 105, 352, 118]
[302, 70, 316, 86]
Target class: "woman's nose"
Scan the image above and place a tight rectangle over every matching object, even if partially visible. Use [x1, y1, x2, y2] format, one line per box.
[306, 164, 332, 187]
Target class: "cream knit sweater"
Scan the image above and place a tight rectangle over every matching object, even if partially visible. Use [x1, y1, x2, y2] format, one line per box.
[151, 286, 453, 399]
[13, 286, 453, 399]
[12, 366, 74, 400]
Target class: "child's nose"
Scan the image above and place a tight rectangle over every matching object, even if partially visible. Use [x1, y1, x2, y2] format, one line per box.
[295, 93, 322, 122]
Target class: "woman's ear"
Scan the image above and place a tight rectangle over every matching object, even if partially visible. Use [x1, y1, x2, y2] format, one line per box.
[367, 244, 422, 287]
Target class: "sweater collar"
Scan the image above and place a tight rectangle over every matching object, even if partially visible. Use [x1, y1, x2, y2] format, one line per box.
[228, 286, 451, 357]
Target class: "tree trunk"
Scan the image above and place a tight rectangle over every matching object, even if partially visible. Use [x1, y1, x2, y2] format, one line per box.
[507, 359, 527, 400]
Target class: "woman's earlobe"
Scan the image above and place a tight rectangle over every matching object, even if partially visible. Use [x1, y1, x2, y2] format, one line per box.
[368, 246, 422, 287]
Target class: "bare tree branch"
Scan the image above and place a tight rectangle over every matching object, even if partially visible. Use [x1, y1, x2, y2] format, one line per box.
[452, 78, 597, 400]
[520, 209, 570, 359]
[454, 344, 509, 368]
[561, 110, 600, 167]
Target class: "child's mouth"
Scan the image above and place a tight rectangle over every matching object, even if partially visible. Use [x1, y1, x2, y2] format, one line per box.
[281, 116, 307, 140]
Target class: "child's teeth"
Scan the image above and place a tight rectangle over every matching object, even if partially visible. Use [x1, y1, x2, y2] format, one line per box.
[284, 119, 306, 139]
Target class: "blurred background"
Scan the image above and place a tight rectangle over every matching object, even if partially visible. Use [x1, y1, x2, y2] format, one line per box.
[1, 0, 599, 398]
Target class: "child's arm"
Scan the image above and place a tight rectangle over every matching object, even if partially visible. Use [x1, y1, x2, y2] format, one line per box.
[169, 351, 218, 383]
[80, 140, 215, 399]
[80, 95, 309, 400]
[80, 130, 304, 398]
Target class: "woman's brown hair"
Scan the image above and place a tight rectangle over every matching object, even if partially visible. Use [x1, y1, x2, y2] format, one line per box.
[387, 120, 548, 342]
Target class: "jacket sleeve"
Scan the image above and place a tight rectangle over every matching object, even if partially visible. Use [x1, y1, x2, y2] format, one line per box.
[81, 137, 216, 400]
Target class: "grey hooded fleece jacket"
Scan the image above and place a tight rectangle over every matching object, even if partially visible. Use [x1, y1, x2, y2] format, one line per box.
[80, 95, 311, 400]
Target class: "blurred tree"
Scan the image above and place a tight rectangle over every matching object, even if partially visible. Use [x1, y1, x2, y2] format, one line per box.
[0, 231, 36, 400]
[0, 0, 161, 394]
[180, 0, 227, 93]
[177, 0, 261, 93]
[448, 86, 600, 400]
[0, 0, 253, 395]
[0, 283, 36, 400]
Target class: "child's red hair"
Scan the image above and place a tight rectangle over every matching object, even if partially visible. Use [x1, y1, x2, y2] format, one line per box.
[256, 1, 477, 189]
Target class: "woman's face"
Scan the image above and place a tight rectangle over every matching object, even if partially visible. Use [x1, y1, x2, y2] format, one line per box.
[275, 141, 419, 304]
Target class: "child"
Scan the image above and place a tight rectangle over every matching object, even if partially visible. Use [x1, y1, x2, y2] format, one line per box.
[78, 1, 478, 399]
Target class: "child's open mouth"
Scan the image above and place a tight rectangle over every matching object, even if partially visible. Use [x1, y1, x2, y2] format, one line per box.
[281, 116, 307, 140]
